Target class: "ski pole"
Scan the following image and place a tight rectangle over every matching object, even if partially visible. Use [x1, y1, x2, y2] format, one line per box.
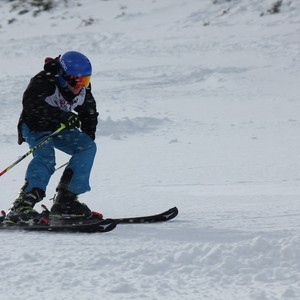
[55, 162, 68, 172]
[0, 123, 66, 177]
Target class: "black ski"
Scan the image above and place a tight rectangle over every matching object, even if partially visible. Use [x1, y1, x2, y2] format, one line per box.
[113, 206, 178, 224]
[0, 207, 178, 233]
[0, 218, 117, 233]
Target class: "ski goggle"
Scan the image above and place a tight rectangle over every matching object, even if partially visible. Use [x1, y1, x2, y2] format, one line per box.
[66, 75, 91, 89]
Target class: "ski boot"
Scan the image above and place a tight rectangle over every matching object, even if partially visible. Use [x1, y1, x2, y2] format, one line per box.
[5, 188, 45, 223]
[50, 189, 93, 219]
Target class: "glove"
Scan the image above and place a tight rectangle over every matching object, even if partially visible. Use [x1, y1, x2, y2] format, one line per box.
[62, 113, 80, 129]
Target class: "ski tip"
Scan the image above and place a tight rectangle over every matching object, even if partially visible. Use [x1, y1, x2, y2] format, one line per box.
[113, 206, 179, 224]
[97, 218, 117, 232]
[163, 206, 178, 221]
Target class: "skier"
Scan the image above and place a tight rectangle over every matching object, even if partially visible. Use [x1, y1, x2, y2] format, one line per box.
[6, 51, 99, 222]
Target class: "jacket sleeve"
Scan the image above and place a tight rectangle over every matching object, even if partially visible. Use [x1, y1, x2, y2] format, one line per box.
[75, 85, 99, 140]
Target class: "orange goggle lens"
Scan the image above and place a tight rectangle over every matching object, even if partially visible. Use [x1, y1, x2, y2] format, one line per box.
[68, 75, 91, 88]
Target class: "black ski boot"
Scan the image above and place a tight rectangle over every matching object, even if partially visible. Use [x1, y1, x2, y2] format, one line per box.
[6, 188, 45, 223]
[50, 189, 92, 219]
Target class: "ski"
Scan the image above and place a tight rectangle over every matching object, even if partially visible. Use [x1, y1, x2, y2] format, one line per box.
[0, 206, 178, 233]
[112, 206, 178, 224]
[0, 218, 117, 233]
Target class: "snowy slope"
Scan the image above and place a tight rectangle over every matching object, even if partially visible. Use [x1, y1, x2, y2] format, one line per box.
[1, 0, 300, 299]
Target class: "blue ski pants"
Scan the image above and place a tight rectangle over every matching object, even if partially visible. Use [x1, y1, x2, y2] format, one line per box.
[21, 124, 97, 195]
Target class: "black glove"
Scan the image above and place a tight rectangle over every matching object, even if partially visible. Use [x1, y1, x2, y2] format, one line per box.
[62, 113, 80, 129]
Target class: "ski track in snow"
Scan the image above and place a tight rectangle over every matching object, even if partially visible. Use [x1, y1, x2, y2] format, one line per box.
[1, 0, 300, 299]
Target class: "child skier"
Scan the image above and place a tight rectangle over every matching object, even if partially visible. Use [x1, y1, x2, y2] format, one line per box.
[6, 51, 99, 222]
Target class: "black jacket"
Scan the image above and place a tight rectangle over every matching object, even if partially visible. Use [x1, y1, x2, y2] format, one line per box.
[18, 59, 98, 144]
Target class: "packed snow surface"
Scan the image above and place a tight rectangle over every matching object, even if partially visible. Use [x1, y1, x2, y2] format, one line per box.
[1, 0, 300, 299]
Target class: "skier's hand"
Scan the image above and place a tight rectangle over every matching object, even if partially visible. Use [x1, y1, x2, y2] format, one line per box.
[63, 113, 80, 129]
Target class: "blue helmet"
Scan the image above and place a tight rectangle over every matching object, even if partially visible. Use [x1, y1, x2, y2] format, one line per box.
[58, 51, 92, 76]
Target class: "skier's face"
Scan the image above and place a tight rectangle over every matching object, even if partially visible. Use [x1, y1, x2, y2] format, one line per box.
[68, 75, 90, 89]
[66, 75, 91, 94]
[67, 84, 83, 95]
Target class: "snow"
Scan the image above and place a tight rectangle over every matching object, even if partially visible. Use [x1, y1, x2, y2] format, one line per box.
[1, 0, 300, 299]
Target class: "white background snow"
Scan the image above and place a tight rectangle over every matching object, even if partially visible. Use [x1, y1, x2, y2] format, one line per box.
[0, 0, 300, 299]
